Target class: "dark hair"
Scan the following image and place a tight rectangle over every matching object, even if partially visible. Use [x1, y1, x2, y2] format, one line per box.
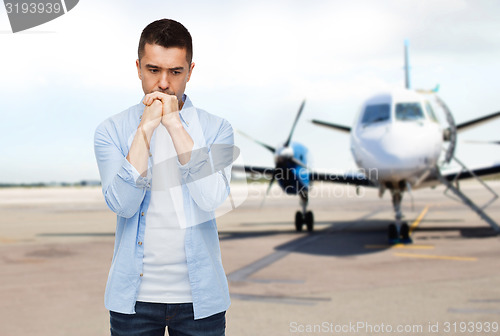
[138, 19, 192, 65]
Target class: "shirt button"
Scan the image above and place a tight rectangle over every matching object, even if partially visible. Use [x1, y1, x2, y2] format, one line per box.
[140, 273, 143, 277]
[138, 241, 142, 246]
[141, 212, 144, 216]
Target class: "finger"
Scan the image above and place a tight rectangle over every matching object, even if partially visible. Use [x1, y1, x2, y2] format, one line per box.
[143, 92, 164, 106]
[143, 100, 162, 118]
[157, 95, 177, 114]
[170, 96, 178, 111]
[155, 93, 171, 107]
[147, 91, 167, 102]
[151, 99, 162, 110]
[153, 92, 178, 106]
[143, 95, 153, 106]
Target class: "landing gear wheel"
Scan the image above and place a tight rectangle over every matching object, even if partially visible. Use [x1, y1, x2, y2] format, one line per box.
[400, 222, 412, 244]
[305, 211, 314, 232]
[295, 211, 304, 232]
[388, 223, 399, 245]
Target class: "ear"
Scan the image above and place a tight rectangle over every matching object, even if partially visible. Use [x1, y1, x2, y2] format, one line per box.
[136, 59, 142, 80]
[186, 62, 195, 82]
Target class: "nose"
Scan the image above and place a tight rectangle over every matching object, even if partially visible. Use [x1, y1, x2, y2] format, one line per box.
[158, 72, 169, 91]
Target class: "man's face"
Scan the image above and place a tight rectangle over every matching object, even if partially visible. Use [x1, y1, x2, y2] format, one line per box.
[136, 43, 195, 105]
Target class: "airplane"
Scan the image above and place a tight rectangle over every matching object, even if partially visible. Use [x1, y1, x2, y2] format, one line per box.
[310, 40, 500, 243]
[235, 100, 315, 232]
[235, 100, 375, 233]
[235, 41, 500, 240]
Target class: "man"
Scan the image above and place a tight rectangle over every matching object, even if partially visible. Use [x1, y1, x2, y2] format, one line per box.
[94, 19, 233, 336]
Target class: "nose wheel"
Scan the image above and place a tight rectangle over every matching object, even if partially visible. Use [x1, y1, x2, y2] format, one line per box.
[388, 189, 412, 244]
[295, 192, 314, 232]
[388, 223, 398, 244]
[295, 211, 314, 232]
[399, 222, 412, 244]
[387, 222, 412, 244]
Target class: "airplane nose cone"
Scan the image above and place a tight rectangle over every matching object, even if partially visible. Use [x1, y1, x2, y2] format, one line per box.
[274, 146, 294, 165]
[380, 124, 430, 160]
[275, 146, 294, 160]
[353, 122, 442, 181]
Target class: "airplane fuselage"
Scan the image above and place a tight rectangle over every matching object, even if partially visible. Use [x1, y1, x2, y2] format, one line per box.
[350, 90, 443, 189]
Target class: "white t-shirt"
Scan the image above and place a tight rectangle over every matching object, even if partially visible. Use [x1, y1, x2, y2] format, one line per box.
[137, 125, 193, 303]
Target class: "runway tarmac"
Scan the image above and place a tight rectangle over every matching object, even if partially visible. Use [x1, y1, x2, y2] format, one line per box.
[1, 181, 499, 335]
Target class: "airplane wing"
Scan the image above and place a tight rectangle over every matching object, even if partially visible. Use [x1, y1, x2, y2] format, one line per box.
[233, 165, 376, 186]
[232, 165, 274, 178]
[415, 162, 500, 189]
[441, 162, 500, 181]
[312, 162, 500, 188]
[311, 119, 351, 133]
[456, 111, 500, 132]
[465, 140, 500, 145]
[235, 159, 500, 187]
[310, 171, 376, 186]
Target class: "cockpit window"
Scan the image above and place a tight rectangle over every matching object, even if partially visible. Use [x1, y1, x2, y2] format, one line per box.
[425, 101, 438, 122]
[361, 104, 390, 124]
[395, 102, 424, 121]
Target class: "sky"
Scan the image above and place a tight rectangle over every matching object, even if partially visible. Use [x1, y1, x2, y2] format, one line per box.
[1, 0, 500, 184]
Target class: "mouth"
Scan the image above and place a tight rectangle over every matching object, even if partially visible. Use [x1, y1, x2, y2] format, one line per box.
[154, 89, 176, 96]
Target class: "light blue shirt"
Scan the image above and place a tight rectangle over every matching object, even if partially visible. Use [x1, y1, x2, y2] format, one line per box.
[94, 95, 233, 319]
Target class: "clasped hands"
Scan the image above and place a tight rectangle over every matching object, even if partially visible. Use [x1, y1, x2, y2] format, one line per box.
[140, 92, 182, 134]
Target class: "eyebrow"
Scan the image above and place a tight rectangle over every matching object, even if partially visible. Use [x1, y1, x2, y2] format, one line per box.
[145, 64, 185, 71]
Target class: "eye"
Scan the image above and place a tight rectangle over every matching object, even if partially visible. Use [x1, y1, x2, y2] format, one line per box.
[172, 70, 181, 75]
[150, 69, 159, 74]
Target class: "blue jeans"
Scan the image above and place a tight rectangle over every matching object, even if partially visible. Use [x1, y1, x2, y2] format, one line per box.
[110, 301, 226, 336]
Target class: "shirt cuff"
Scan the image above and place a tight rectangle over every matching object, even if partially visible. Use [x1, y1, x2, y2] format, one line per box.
[177, 146, 211, 180]
[119, 157, 152, 189]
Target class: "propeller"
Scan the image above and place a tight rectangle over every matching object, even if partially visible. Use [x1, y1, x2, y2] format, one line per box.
[237, 99, 307, 206]
[284, 99, 306, 147]
[235, 129, 276, 153]
[260, 175, 276, 208]
[235, 128, 276, 206]
[263, 99, 307, 205]
[435, 95, 457, 165]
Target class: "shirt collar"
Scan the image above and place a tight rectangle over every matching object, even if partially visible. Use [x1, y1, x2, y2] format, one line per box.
[179, 94, 194, 127]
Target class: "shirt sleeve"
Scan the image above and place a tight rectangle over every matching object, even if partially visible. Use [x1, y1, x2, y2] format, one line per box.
[94, 121, 150, 218]
[177, 119, 234, 212]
